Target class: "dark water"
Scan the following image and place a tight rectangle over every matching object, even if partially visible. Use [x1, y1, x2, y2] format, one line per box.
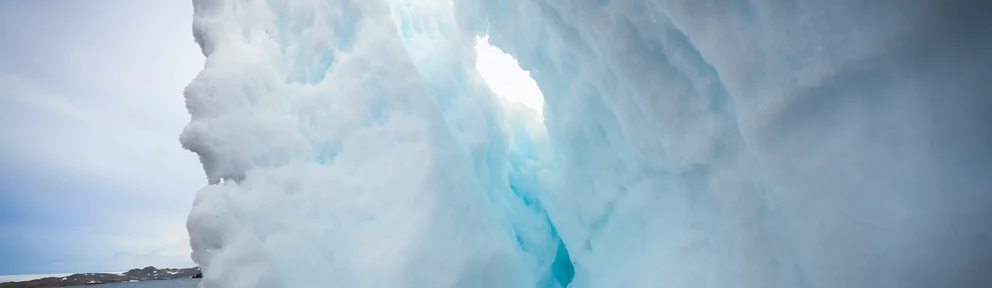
[69, 279, 199, 288]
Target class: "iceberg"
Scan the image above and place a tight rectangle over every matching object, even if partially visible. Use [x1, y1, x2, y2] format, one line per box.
[180, 0, 992, 287]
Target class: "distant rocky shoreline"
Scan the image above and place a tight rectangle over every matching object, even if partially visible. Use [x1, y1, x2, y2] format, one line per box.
[0, 266, 201, 288]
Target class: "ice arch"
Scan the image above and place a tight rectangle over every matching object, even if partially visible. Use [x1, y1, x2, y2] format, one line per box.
[180, 0, 992, 287]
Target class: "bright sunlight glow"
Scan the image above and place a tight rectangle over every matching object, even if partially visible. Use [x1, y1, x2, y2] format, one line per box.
[474, 36, 545, 118]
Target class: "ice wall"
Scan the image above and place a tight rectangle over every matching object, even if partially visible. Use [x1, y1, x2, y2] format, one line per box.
[454, 0, 992, 287]
[181, 0, 992, 287]
[182, 0, 568, 287]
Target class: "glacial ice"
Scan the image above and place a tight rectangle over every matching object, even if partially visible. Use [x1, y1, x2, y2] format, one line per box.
[180, 0, 992, 287]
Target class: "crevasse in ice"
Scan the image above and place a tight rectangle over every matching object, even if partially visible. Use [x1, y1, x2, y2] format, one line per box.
[180, 0, 992, 287]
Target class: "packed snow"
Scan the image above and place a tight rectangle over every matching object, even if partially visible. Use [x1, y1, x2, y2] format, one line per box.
[180, 0, 992, 287]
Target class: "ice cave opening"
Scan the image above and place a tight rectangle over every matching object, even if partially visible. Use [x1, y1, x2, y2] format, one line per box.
[474, 36, 545, 118]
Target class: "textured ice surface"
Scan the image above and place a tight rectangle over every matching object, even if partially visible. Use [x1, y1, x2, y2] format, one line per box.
[181, 0, 992, 287]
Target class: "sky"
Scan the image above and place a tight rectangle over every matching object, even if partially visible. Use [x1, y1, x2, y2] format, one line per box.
[0, 0, 543, 277]
[474, 37, 545, 117]
[0, 0, 206, 275]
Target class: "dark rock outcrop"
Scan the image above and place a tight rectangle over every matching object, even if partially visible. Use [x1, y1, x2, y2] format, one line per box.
[0, 267, 201, 288]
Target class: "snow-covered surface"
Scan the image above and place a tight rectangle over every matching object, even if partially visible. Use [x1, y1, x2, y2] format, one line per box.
[181, 0, 992, 287]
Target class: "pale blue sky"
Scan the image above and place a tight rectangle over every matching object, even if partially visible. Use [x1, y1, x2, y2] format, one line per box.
[0, 0, 206, 275]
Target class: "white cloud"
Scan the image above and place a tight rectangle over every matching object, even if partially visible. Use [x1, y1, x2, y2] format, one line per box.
[0, 0, 206, 273]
